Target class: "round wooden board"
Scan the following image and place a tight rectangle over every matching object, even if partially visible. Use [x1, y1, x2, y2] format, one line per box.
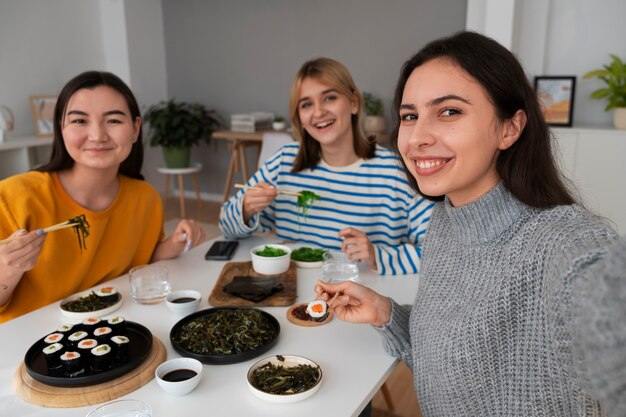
[12, 336, 166, 408]
[286, 303, 333, 327]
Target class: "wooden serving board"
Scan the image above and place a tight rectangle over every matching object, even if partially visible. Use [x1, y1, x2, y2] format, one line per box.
[209, 261, 297, 307]
[12, 336, 166, 408]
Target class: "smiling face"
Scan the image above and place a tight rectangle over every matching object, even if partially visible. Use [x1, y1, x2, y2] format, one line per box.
[62, 85, 141, 175]
[397, 58, 522, 206]
[297, 77, 359, 152]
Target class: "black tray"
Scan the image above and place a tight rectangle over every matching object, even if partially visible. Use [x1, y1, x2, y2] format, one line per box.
[170, 307, 280, 365]
[24, 322, 152, 387]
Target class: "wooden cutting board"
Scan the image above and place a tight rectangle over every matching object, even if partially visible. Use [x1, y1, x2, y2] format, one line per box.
[209, 261, 297, 307]
[12, 336, 166, 408]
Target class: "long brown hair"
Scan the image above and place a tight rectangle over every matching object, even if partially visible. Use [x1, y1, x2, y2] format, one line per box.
[289, 58, 375, 172]
[390, 31, 577, 208]
[36, 71, 144, 180]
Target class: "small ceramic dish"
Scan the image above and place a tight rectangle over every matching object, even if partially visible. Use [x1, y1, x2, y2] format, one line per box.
[166, 290, 201, 316]
[155, 357, 203, 396]
[250, 244, 292, 275]
[59, 286, 122, 320]
[247, 354, 322, 403]
[86, 399, 151, 417]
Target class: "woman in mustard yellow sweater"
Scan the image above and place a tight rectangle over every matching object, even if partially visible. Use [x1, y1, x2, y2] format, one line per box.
[0, 71, 205, 323]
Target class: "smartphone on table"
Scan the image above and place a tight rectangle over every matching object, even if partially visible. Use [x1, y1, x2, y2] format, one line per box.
[205, 240, 239, 260]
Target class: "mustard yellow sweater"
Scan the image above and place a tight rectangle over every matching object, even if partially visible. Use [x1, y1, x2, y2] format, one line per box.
[0, 171, 163, 323]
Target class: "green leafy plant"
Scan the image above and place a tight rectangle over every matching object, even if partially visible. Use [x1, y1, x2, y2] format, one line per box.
[274, 115, 284, 122]
[143, 99, 222, 148]
[363, 92, 383, 116]
[583, 54, 626, 111]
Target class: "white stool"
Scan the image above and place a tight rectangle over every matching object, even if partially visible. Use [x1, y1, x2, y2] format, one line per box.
[157, 163, 203, 219]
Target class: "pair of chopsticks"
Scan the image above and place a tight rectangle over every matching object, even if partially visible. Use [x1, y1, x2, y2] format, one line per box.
[0, 219, 81, 245]
[234, 183, 301, 197]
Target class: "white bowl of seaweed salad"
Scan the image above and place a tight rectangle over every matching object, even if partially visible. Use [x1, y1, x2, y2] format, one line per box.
[290, 247, 326, 269]
[60, 286, 122, 320]
[247, 354, 322, 403]
[251, 244, 292, 275]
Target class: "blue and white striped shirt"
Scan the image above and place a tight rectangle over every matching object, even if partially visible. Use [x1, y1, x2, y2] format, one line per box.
[219, 144, 434, 275]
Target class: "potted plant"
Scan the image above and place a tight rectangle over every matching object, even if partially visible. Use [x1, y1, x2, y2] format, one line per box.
[143, 99, 222, 168]
[362, 92, 385, 134]
[583, 54, 626, 129]
[272, 116, 286, 131]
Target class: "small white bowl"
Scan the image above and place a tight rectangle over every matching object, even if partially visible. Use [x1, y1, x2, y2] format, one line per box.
[155, 357, 203, 396]
[165, 290, 201, 316]
[247, 354, 322, 403]
[250, 244, 292, 275]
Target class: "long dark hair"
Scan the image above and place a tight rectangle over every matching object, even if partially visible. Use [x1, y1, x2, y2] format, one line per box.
[289, 58, 375, 172]
[36, 71, 144, 180]
[390, 31, 577, 208]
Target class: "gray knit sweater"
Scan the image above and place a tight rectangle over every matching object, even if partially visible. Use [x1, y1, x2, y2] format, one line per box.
[379, 183, 624, 416]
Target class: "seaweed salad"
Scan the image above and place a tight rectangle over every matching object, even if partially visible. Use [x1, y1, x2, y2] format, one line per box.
[296, 190, 320, 222]
[250, 355, 321, 395]
[173, 309, 277, 356]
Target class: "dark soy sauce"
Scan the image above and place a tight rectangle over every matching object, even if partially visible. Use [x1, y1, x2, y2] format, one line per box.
[162, 369, 197, 382]
[171, 297, 196, 304]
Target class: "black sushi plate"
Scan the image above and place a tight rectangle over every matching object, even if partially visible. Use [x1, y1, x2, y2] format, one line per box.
[170, 307, 280, 365]
[24, 321, 152, 387]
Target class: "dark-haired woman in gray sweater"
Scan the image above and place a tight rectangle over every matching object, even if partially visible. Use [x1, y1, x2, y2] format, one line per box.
[316, 31, 625, 417]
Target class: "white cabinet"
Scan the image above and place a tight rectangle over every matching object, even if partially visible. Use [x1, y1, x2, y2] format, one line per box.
[553, 127, 626, 233]
[0, 135, 53, 179]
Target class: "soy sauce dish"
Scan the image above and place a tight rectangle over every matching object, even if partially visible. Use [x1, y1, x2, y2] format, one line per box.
[155, 357, 203, 396]
[165, 290, 201, 316]
[247, 354, 322, 403]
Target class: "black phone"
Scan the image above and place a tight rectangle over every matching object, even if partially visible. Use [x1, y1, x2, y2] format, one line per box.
[205, 240, 239, 260]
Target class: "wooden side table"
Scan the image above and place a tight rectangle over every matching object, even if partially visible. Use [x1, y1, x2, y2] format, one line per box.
[157, 163, 203, 218]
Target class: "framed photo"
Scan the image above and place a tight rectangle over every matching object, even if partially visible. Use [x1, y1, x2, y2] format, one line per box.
[534, 76, 576, 127]
[29, 95, 57, 137]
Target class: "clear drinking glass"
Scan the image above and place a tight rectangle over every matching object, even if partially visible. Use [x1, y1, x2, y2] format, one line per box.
[85, 399, 151, 417]
[129, 264, 171, 304]
[321, 250, 359, 283]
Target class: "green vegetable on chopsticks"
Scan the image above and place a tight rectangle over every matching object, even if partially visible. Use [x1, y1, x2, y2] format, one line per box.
[296, 190, 320, 222]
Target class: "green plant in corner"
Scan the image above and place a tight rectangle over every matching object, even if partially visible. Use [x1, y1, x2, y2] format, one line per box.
[583, 54, 626, 111]
[143, 99, 222, 168]
[363, 92, 383, 116]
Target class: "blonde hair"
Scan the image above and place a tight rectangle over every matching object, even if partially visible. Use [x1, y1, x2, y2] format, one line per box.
[289, 57, 374, 172]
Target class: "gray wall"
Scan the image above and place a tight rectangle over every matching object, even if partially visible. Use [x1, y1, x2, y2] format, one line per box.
[160, 0, 467, 197]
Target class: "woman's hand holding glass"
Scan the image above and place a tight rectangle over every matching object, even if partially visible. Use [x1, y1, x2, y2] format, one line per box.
[339, 227, 377, 271]
[314, 280, 391, 327]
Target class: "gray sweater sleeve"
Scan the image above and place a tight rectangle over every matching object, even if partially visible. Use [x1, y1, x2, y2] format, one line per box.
[376, 299, 414, 370]
[571, 235, 626, 416]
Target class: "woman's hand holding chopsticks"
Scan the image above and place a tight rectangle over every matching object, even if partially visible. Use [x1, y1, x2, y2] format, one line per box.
[0, 229, 46, 306]
[238, 182, 280, 224]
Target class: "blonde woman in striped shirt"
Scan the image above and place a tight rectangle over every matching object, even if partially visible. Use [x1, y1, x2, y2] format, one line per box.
[219, 58, 433, 275]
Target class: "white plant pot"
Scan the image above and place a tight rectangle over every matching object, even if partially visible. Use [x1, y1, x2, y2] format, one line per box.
[272, 121, 286, 130]
[614, 107, 626, 130]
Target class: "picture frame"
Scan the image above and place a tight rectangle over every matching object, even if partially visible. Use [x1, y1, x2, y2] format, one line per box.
[534, 76, 576, 127]
[29, 95, 57, 137]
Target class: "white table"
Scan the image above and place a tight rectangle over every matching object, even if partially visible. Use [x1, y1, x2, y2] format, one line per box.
[0, 235, 419, 417]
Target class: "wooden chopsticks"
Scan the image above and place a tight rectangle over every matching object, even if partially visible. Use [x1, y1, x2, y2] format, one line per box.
[0, 219, 81, 245]
[234, 183, 301, 197]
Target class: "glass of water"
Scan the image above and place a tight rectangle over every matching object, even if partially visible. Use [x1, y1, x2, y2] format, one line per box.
[321, 250, 359, 283]
[86, 399, 151, 417]
[129, 264, 171, 304]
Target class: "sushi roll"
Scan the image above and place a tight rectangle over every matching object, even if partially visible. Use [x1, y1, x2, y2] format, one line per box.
[43, 332, 64, 344]
[107, 316, 127, 335]
[94, 286, 118, 303]
[91, 344, 113, 372]
[306, 299, 329, 322]
[67, 330, 88, 349]
[42, 342, 64, 372]
[60, 351, 84, 377]
[110, 335, 130, 361]
[81, 317, 101, 330]
[93, 326, 112, 344]
[56, 324, 74, 336]
[77, 339, 98, 371]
